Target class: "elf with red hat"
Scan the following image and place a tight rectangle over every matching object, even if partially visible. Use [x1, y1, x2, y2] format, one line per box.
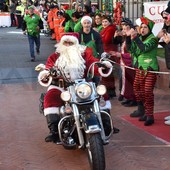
[125, 16, 159, 126]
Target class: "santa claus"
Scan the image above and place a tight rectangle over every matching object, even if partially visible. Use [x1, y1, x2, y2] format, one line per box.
[37, 33, 114, 143]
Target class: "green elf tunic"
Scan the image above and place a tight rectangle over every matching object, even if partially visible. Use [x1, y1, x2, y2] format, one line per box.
[24, 13, 41, 37]
[97, 25, 103, 33]
[126, 33, 159, 71]
[64, 19, 75, 32]
[80, 33, 98, 58]
[74, 20, 82, 33]
[65, 18, 81, 33]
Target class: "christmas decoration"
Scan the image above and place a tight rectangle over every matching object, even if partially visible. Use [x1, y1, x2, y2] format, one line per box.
[113, 1, 123, 26]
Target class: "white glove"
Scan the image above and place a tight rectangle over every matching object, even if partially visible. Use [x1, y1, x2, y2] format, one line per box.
[38, 70, 52, 87]
[35, 63, 45, 71]
[98, 61, 113, 77]
[101, 61, 112, 68]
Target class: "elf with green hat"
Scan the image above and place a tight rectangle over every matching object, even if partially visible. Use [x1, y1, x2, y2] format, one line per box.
[126, 16, 159, 126]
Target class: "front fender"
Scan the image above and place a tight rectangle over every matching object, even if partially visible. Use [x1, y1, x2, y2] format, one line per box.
[81, 112, 101, 133]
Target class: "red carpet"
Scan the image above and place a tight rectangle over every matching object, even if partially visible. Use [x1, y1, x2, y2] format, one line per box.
[121, 111, 170, 144]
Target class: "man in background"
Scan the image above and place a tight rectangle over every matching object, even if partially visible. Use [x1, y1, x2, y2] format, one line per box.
[22, 6, 43, 62]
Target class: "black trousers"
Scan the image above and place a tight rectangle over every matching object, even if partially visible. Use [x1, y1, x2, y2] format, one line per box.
[16, 15, 23, 28]
[10, 13, 16, 26]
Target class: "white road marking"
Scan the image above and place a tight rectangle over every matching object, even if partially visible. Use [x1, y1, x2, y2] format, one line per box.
[7, 31, 44, 35]
[7, 31, 23, 34]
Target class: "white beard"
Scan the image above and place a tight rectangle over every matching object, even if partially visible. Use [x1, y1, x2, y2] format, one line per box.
[55, 44, 86, 82]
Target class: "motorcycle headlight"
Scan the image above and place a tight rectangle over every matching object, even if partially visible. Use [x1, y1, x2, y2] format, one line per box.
[96, 85, 106, 95]
[60, 91, 71, 102]
[76, 83, 92, 99]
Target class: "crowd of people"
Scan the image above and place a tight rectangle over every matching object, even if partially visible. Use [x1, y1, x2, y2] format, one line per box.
[19, 1, 170, 124]
[2, 0, 170, 137]
[157, 4, 170, 125]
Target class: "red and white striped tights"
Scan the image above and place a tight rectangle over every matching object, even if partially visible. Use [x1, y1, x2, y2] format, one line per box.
[133, 70, 157, 117]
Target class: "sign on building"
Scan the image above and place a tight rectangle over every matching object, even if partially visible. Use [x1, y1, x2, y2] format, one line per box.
[144, 1, 168, 36]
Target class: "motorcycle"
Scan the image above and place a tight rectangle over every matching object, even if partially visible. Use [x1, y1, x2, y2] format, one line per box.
[36, 55, 115, 170]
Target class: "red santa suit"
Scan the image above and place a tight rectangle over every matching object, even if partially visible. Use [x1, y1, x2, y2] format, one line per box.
[100, 24, 118, 98]
[37, 34, 113, 142]
[100, 24, 117, 52]
[39, 42, 102, 116]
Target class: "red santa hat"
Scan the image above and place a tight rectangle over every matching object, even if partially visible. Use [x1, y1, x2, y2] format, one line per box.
[140, 17, 155, 31]
[60, 32, 80, 45]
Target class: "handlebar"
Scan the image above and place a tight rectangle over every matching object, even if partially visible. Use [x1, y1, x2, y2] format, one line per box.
[101, 52, 111, 59]
[95, 62, 108, 69]
[38, 67, 61, 87]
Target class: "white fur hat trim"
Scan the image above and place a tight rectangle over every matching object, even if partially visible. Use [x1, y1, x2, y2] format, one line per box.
[60, 35, 78, 45]
[135, 18, 142, 26]
[81, 16, 92, 24]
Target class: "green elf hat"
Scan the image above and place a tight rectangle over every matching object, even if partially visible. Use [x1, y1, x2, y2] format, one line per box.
[140, 16, 155, 31]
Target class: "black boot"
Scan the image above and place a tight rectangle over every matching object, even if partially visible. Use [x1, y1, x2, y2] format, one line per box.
[138, 114, 147, 121]
[124, 101, 137, 107]
[118, 94, 124, 101]
[45, 131, 60, 143]
[130, 102, 145, 117]
[144, 116, 154, 126]
[121, 99, 131, 105]
[45, 114, 60, 143]
[107, 88, 116, 99]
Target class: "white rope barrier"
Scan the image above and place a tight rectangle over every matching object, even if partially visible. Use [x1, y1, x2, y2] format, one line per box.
[105, 58, 170, 75]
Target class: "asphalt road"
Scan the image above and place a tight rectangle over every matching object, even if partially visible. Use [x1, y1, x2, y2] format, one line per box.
[0, 27, 55, 83]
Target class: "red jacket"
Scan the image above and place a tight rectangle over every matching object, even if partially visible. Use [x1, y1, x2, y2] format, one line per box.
[100, 24, 118, 52]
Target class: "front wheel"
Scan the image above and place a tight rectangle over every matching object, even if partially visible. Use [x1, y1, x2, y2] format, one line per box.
[86, 133, 105, 170]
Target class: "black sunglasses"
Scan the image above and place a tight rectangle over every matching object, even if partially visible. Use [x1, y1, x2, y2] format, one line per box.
[162, 16, 168, 20]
